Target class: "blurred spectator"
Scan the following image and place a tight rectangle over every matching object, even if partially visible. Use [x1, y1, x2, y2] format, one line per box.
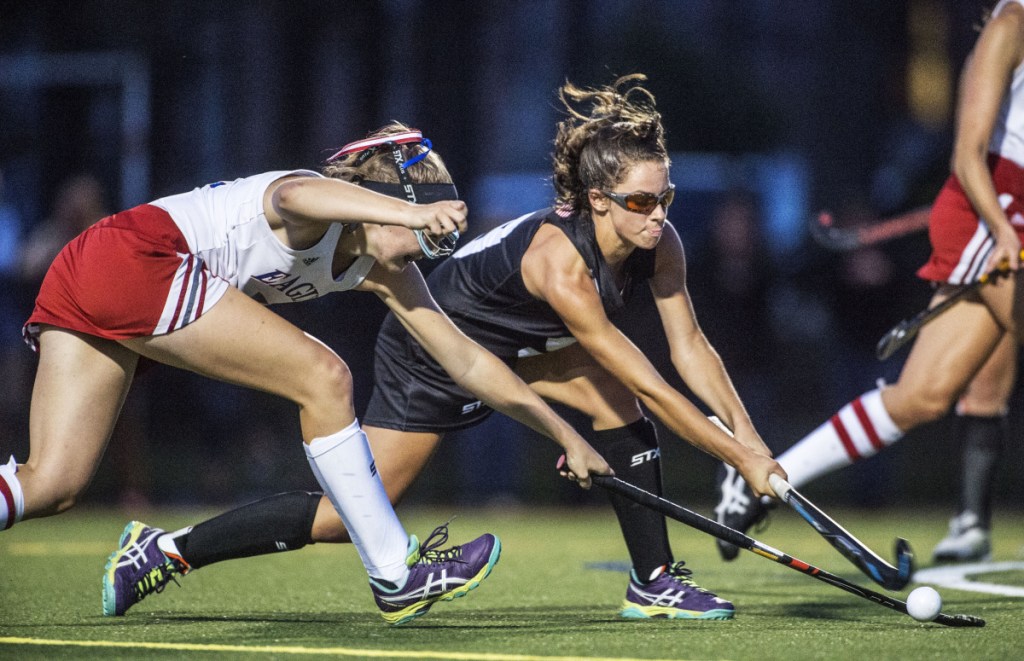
[688, 191, 779, 422]
[19, 174, 108, 283]
[815, 198, 929, 399]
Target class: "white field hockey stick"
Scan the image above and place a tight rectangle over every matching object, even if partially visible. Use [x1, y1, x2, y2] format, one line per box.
[709, 417, 913, 590]
[767, 474, 914, 590]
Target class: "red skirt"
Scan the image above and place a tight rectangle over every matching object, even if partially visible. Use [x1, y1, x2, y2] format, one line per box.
[23, 204, 229, 351]
[918, 154, 1024, 284]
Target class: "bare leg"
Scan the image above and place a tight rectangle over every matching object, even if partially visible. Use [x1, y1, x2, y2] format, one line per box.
[957, 334, 1017, 417]
[125, 288, 414, 578]
[882, 288, 1005, 430]
[19, 328, 138, 518]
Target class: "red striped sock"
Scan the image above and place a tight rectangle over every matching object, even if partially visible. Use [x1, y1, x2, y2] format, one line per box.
[779, 388, 903, 488]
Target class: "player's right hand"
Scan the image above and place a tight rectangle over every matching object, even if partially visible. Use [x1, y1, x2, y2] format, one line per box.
[556, 446, 613, 490]
[737, 452, 787, 499]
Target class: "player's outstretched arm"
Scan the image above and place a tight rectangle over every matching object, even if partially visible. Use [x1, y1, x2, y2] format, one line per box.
[521, 225, 782, 497]
[647, 224, 771, 459]
[267, 175, 468, 236]
[363, 264, 611, 487]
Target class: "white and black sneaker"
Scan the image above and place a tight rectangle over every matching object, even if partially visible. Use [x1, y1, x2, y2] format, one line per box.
[713, 463, 772, 560]
[932, 511, 991, 563]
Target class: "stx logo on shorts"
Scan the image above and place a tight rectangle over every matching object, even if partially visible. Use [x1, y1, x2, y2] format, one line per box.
[630, 448, 660, 467]
[250, 270, 320, 302]
[461, 401, 483, 415]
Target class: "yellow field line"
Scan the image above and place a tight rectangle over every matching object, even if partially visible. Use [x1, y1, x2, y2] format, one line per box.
[6, 541, 113, 555]
[0, 637, 693, 661]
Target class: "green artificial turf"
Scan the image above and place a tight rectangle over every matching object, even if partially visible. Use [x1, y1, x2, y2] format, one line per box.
[1, 506, 1022, 660]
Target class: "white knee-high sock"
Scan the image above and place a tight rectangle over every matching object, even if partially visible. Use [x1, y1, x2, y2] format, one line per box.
[0, 456, 26, 530]
[304, 420, 410, 583]
[778, 389, 903, 488]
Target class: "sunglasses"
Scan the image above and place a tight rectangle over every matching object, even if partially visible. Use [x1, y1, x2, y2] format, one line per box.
[601, 184, 675, 215]
[415, 228, 460, 259]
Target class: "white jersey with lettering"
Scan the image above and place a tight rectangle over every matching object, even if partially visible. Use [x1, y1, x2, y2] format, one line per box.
[151, 169, 373, 305]
[989, 0, 1024, 168]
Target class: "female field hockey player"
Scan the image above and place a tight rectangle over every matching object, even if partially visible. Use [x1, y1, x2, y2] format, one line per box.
[716, 0, 1024, 562]
[0, 123, 611, 624]
[115, 74, 785, 621]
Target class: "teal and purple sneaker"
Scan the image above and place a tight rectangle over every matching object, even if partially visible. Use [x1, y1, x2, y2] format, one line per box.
[102, 521, 182, 616]
[369, 524, 501, 625]
[621, 561, 735, 620]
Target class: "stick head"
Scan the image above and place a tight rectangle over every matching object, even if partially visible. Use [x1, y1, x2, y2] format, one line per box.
[882, 538, 914, 591]
[876, 322, 915, 360]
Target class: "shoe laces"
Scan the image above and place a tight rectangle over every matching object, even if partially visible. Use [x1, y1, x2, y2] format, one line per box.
[417, 522, 464, 565]
[134, 561, 179, 601]
[664, 561, 711, 594]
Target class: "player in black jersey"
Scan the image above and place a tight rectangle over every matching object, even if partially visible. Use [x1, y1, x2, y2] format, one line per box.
[113, 75, 784, 620]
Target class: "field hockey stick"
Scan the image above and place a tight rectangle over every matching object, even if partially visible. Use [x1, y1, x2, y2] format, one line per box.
[705, 417, 914, 590]
[809, 206, 930, 252]
[767, 474, 913, 590]
[875, 250, 1024, 360]
[590, 474, 984, 627]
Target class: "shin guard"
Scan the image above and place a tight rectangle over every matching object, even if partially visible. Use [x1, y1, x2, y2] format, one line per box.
[590, 418, 672, 580]
[955, 414, 1005, 528]
[165, 491, 322, 570]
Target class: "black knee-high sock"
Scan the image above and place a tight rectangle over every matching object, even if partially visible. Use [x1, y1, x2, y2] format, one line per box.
[590, 418, 672, 581]
[955, 414, 1005, 528]
[171, 491, 322, 570]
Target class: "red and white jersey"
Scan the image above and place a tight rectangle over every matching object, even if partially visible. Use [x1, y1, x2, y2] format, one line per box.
[989, 0, 1024, 168]
[151, 170, 373, 305]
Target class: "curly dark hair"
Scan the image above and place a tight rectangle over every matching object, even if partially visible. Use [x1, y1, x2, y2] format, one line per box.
[321, 121, 452, 185]
[552, 74, 669, 213]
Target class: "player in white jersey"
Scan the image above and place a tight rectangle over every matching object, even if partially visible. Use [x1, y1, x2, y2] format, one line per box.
[715, 0, 1024, 562]
[0, 122, 610, 624]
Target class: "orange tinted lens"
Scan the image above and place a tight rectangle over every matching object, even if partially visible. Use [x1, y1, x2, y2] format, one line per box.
[624, 192, 659, 214]
[661, 187, 675, 208]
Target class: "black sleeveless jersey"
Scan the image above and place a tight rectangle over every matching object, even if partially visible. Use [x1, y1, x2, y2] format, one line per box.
[420, 207, 657, 358]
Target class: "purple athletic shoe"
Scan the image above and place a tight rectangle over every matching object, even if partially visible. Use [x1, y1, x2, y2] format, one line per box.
[369, 524, 501, 625]
[102, 521, 181, 616]
[621, 561, 735, 619]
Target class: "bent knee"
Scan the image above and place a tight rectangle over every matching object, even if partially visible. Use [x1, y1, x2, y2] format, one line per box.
[20, 464, 88, 516]
[889, 384, 955, 426]
[292, 342, 354, 407]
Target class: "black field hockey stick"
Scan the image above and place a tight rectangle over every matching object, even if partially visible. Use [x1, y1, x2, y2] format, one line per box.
[809, 206, 930, 252]
[875, 250, 1024, 360]
[589, 474, 984, 627]
[768, 474, 913, 590]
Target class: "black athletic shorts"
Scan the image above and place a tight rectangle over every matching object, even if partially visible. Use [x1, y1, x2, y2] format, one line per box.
[362, 313, 517, 433]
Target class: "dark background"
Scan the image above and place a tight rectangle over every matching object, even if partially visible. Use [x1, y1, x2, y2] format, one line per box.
[0, 1, 1020, 514]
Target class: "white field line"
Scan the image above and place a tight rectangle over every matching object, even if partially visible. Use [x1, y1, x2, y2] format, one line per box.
[913, 561, 1024, 597]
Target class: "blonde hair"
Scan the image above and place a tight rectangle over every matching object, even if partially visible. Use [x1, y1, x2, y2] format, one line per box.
[322, 121, 453, 185]
[552, 74, 669, 213]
